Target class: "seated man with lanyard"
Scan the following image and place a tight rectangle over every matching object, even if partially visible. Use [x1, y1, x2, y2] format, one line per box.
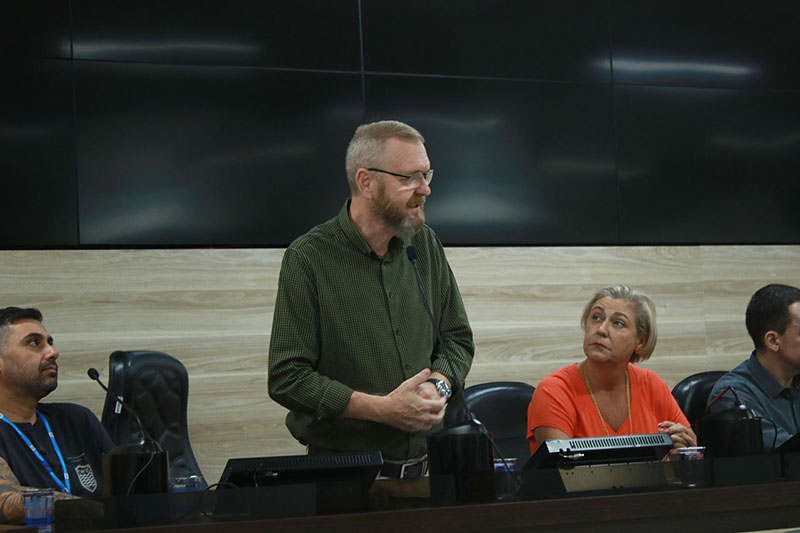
[0, 307, 113, 524]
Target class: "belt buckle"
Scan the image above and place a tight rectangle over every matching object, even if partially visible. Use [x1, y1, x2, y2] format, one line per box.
[398, 460, 426, 479]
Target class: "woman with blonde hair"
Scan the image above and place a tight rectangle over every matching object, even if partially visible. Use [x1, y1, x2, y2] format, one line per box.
[527, 285, 696, 454]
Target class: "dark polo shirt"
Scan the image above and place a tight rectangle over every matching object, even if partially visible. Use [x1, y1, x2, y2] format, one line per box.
[709, 352, 800, 451]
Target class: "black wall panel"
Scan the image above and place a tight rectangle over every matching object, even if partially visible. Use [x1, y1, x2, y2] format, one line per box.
[76, 64, 361, 245]
[612, 0, 800, 90]
[365, 76, 617, 244]
[2, 1, 800, 248]
[363, 0, 611, 82]
[616, 86, 800, 243]
[71, 0, 361, 70]
[0, 58, 78, 246]
[0, 0, 71, 59]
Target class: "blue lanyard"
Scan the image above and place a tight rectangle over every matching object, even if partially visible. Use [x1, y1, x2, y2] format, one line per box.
[0, 410, 71, 494]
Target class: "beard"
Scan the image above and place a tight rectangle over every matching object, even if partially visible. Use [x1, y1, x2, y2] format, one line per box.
[37, 360, 59, 397]
[371, 181, 425, 240]
[7, 360, 59, 400]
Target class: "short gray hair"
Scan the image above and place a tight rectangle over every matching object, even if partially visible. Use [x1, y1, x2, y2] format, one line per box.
[580, 285, 657, 363]
[344, 120, 425, 195]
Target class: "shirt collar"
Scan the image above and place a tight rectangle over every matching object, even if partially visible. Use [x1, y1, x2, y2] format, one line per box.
[337, 199, 408, 261]
[746, 351, 800, 398]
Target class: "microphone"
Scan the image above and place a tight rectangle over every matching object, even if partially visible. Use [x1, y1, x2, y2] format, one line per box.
[407, 246, 503, 503]
[87, 368, 161, 450]
[405, 246, 480, 427]
[705, 385, 755, 419]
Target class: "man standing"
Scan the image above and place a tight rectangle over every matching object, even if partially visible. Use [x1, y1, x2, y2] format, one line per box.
[709, 284, 800, 450]
[0, 307, 113, 523]
[268, 120, 474, 478]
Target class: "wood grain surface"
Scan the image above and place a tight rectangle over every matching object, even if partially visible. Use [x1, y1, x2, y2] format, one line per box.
[1, 245, 797, 483]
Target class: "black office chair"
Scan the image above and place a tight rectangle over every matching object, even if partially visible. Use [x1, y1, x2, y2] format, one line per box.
[444, 381, 535, 463]
[101, 350, 207, 488]
[671, 370, 727, 428]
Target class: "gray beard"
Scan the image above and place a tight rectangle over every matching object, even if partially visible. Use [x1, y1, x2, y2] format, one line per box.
[371, 181, 424, 240]
[393, 217, 417, 240]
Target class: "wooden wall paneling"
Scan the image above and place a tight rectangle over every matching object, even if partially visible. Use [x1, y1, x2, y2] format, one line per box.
[0, 248, 298, 482]
[447, 246, 709, 386]
[700, 245, 800, 370]
[1, 245, 798, 482]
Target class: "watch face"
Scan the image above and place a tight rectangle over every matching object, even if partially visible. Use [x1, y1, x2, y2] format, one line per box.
[427, 378, 451, 397]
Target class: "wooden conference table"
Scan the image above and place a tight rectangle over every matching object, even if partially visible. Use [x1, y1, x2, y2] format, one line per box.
[51, 475, 800, 533]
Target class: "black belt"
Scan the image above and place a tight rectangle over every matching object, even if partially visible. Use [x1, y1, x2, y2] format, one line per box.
[380, 459, 428, 479]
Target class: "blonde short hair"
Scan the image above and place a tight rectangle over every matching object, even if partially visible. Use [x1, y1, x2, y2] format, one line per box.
[344, 120, 425, 195]
[580, 285, 657, 363]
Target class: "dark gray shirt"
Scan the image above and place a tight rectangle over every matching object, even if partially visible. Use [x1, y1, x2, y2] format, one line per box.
[709, 352, 800, 451]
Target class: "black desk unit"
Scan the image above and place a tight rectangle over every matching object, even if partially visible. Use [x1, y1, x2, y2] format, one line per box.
[53, 476, 800, 533]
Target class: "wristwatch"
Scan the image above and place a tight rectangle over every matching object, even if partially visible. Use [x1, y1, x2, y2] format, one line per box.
[426, 378, 452, 398]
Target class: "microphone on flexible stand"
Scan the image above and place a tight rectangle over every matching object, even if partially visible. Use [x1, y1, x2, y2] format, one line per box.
[88, 368, 168, 497]
[406, 246, 496, 503]
[88, 368, 156, 449]
[705, 385, 755, 419]
[405, 246, 482, 428]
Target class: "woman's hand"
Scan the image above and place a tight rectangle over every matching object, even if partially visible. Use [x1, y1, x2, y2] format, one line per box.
[658, 421, 697, 448]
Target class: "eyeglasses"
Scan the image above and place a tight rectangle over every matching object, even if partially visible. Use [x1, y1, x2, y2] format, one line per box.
[367, 168, 434, 188]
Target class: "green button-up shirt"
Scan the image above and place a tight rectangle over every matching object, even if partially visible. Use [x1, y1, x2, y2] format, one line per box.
[268, 200, 475, 461]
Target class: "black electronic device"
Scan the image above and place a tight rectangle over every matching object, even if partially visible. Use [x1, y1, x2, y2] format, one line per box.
[524, 433, 674, 470]
[517, 433, 674, 498]
[216, 452, 382, 515]
[696, 386, 763, 456]
[218, 451, 383, 488]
